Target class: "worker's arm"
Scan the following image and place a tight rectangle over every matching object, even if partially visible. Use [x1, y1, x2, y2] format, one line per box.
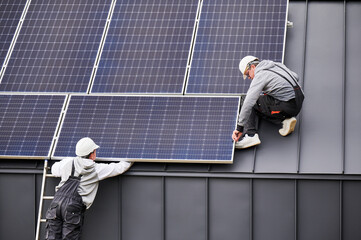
[95, 161, 133, 181]
[237, 76, 266, 129]
[234, 72, 268, 141]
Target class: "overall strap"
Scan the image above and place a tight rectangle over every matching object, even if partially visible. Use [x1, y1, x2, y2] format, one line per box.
[266, 68, 300, 89]
[71, 160, 75, 177]
[71, 160, 83, 178]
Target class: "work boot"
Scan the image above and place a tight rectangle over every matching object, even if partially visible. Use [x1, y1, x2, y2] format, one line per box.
[279, 117, 297, 136]
[235, 134, 261, 149]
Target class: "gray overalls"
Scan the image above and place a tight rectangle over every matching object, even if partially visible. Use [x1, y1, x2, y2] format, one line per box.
[45, 161, 86, 240]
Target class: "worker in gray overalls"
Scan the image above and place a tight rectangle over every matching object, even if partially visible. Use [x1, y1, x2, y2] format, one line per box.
[45, 137, 132, 240]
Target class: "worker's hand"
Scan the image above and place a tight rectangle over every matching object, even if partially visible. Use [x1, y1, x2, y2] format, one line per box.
[232, 130, 242, 142]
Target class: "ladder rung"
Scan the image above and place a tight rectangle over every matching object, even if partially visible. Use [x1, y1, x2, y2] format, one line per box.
[46, 174, 56, 177]
[40, 219, 47, 223]
[43, 196, 54, 200]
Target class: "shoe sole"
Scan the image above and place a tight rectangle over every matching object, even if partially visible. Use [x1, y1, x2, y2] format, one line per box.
[280, 118, 297, 137]
[235, 140, 261, 149]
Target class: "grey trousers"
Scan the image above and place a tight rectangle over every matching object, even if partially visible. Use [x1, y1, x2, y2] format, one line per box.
[45, 197, 86, 240]
[244, 95, 299, 135]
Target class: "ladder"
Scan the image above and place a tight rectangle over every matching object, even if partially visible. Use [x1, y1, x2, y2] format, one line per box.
[35, 160, 56, 240]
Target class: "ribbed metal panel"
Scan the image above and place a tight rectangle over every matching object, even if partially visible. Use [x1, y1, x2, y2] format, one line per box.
[344, 2, 361, 174]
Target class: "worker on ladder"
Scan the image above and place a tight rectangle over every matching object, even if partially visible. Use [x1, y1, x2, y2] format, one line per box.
[45, 137, 132, 240]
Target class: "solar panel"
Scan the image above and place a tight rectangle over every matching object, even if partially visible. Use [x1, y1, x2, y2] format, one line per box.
[53, 95, 239, 163]
[91, 0, 198, 94]
[0, 0, 111, 93]
[0, 94, 66, 159]
[0, 0, 27, 67]
[186, 0, 288, 94]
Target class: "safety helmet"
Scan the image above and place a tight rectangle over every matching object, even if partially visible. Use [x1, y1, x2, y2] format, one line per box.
[239, 55, 259, 80]
[75, 137, 100, 157]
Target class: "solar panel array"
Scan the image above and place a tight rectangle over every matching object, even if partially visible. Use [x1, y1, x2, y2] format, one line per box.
[0, 0, 288, 163]
[53, 96, 239, 163]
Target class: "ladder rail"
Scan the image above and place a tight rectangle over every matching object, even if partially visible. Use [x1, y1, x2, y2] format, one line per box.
[35, 159, 49, 240]
[35, 160, 57, 240]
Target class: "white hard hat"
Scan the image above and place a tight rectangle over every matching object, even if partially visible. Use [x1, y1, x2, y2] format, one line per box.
[75, 137, 99, 157]
[239, 55, 259, 80]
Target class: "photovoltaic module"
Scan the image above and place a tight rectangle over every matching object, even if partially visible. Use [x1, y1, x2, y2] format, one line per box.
[186, 0, 288, 94]
[0, 94, 66, 159]
[92, 0, 198, 94]
[53, 95, 239, 163]
[0, 0, 110, 92]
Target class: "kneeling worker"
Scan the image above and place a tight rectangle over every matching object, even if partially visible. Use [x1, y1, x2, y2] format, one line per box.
[232, 56, 304, 149]
[45, 137, 133, 239]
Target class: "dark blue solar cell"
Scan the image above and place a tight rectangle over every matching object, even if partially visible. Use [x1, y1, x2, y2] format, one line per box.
[0, 0, 111, 93]
[186, 0, 288, 94]
[53, 96, 239, 163]
[0, 94, 66, 158]
[92, 0, 198, 94]
[0, 0, 26, 67]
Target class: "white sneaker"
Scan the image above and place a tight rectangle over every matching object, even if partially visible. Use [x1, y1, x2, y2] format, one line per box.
[279, 117, 297, 136]
[235, 134, 261, 149]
